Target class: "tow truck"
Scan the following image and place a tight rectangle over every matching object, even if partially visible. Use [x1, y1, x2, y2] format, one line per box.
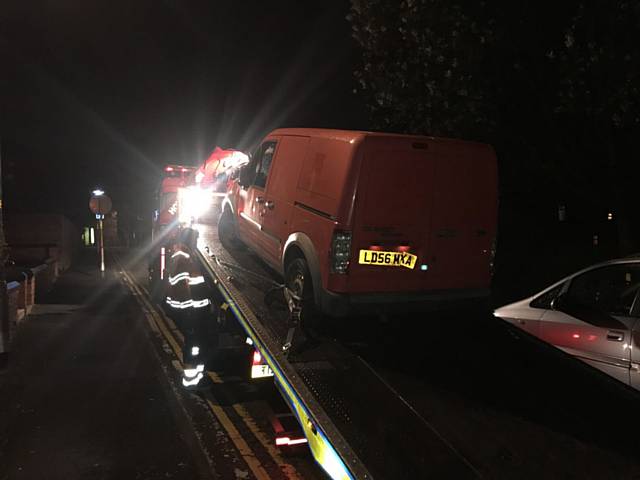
[149, 164, 196, 291]
[151, 148, 481, 480]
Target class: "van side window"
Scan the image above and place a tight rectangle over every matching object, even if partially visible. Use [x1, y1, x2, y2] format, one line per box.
[253, 142, 276, 189]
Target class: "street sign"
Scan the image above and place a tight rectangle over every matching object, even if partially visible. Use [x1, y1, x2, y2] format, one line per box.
[89, 195, 112, 215]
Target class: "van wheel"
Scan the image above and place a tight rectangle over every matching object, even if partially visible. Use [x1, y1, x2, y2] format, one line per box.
[284, 258, 318, 331]
[218, 208, 239, 248]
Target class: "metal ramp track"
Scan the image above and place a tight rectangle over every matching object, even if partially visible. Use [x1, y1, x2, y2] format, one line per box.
[195, 246, 372, 480]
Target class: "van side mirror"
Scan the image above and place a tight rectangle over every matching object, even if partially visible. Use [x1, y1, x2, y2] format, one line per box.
[238, 165, 254, 188]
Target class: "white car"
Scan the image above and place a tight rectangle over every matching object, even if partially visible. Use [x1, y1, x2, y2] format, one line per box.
[494, 258, 640, 390]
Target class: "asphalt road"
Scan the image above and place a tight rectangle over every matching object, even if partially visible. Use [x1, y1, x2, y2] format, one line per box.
[115, 248, 322, 480]
[0, 249, 317, 480]
[0, 250, 215, 480]
[335, 310, 640, 479]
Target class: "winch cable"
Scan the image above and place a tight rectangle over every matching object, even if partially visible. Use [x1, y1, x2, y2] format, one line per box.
[204, 249, 322, 350]
[205, 249, 284, 290]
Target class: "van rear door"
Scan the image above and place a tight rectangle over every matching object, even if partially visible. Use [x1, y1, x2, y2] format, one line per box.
[428, 144, 497, 290]
[348, 137, 497, 294]
[348, 138, 436, 293]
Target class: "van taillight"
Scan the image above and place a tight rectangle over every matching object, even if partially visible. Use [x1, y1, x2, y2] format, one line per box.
[252, 350, 262, 365]
[369, 245, 410, 252]
[331, 231, 352, 274]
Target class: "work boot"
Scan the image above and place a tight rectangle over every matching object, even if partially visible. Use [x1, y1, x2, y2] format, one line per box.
[181, 363, 210, 391]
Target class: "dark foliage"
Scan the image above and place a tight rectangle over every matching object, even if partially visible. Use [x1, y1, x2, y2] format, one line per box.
[349, 0, 640, 298]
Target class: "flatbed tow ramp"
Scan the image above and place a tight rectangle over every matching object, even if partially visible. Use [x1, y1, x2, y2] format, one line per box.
[192, 223, 480, 480]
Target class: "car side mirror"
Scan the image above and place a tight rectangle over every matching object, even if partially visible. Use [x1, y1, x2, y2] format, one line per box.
[551, 293, 566, 311]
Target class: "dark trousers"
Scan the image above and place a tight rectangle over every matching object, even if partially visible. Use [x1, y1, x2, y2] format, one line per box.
[177, 307, 215, 366]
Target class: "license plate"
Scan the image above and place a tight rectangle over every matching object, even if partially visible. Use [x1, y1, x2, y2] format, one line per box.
[358, 249, 417, 269]
[251, 364, 274, 379]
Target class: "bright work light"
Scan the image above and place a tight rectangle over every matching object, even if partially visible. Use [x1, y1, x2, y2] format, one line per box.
[178, 186, 211, 223]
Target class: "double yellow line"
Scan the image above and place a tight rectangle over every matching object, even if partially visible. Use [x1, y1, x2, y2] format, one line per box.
[118, 264, 301, 480]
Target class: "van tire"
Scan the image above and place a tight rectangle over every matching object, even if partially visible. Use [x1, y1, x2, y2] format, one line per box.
[284, 257, 319, 331]
[218, 208, 239, 248]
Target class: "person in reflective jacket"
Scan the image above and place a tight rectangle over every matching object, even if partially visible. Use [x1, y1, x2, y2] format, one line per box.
[164, 228, 211, 388]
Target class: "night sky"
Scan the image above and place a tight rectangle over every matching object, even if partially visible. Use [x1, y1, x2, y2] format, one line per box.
[0, 1, 366, 223]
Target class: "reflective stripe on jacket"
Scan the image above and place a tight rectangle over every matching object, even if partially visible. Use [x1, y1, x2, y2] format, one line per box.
[165, 243, 210, 310]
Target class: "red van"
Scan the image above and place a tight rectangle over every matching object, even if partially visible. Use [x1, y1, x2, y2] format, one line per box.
[219, 129, 498, 319]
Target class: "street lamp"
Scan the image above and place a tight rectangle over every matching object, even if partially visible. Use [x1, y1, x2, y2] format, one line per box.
[89, 189, 112, 275]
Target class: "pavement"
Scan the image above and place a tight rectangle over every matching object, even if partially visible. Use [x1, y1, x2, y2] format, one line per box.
[0, 250, 213, 480]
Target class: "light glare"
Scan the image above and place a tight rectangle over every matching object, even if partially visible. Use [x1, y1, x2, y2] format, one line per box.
[178, 186, 211, 223]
